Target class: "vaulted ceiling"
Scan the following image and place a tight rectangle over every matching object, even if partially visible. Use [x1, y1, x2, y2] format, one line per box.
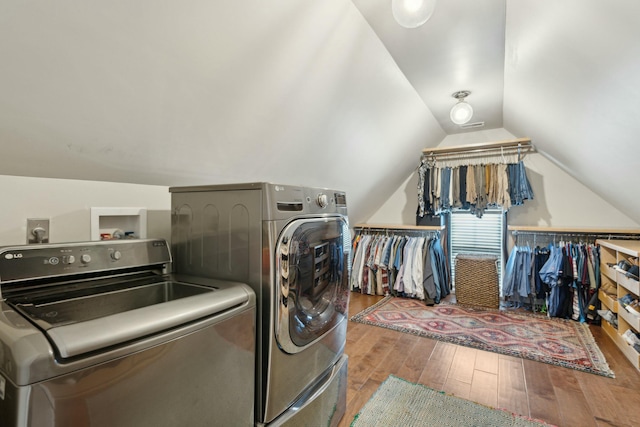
[352, 0, 507, 134]
[1, 1, 639, 225]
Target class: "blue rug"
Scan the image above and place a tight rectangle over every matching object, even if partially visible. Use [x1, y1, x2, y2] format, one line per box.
[351, 375, 556, 427]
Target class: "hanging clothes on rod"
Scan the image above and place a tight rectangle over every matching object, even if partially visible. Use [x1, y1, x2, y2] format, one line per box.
[539, 241, 600, 322]
[502, 244, 533, 301]
[503, 230, 604, 322]
[351, 227, 450, 305]
[417, 158, 534, 219]
[418, 139, 536, 219]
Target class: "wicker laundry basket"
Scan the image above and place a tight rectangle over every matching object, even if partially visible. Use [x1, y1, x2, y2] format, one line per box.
[455, 253, 499, 309]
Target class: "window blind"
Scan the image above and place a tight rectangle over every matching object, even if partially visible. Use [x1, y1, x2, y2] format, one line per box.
[450, 209, 504, 289]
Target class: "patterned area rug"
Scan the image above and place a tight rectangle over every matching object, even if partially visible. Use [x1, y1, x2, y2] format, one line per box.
[351, 375, 555, 427]
[350, 296, 614, 378]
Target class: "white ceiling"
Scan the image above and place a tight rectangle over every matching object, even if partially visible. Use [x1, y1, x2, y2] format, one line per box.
[352, 0, 506, 134]
[1, 0, 640, 225]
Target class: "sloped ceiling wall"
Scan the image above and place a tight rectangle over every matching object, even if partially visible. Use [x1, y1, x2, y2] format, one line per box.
[0, 1, 445, 224]
[3, 1, 640, 226]
[504, 0, 640, 223]
[351, 0, 507, 134]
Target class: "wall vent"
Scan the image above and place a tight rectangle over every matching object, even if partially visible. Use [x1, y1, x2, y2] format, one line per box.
[460, 121, 485, 129]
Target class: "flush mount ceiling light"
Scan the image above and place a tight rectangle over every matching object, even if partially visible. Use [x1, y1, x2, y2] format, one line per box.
[392, 0, 437, 29]
[450, 90, 474, 125]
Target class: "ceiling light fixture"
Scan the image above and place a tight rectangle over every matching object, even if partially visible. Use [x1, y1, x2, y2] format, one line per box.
[450, 90, 473, 125]
[392, 0, 437, 29]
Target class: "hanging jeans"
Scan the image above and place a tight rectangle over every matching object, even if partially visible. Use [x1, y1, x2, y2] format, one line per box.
[509, 160, 534, 206]
[440, 168, 452, 211]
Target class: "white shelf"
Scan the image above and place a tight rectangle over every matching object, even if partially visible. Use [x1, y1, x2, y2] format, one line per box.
[90, 207, 147, 241]
[599, 289, 618, 313]
[619, 308, 640, 331]
[617, 271, 640, 295]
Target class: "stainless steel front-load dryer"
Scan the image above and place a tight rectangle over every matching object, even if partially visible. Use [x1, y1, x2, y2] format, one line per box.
[170, 183, 350, 426]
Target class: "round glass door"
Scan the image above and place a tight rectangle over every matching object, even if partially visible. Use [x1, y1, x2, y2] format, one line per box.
[275, 217, 350, 353]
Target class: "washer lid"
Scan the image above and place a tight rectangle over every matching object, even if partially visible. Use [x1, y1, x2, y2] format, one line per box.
[19, 281, 249, 358]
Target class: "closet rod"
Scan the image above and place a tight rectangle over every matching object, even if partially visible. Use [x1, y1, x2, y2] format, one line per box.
[508, 225, 640, 234]
[353, 223, 444, 232]
[421, 137, 534, 157]
[512, 231, 640, 241]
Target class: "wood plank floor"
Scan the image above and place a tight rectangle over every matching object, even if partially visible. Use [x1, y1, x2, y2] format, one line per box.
[337, 292, 640, 427]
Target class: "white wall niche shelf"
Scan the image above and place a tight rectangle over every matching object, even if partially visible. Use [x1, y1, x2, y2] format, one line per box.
[90, 207, 147, 241]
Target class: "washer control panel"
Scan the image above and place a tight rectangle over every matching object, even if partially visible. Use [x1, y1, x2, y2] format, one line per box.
[270, 184, 347, 216]
[0, 239, 171, 284]
[316, 193, 329, 208]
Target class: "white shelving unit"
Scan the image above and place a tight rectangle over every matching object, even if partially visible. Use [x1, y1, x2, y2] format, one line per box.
[90, 207, 147, 241]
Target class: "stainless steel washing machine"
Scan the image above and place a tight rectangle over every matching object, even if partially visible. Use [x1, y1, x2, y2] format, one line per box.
[0, 239, 256, 426]
[170, 183, 351, 426]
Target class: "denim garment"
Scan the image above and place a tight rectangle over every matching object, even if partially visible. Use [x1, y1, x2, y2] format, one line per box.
[502, 246, 518, 297]
[508, 163, 519, 205]
[381, 236, 394, 268]
[509, 161, 534, 206]
[503, 246, 533, 298]
[440, 167, 452, 211]
[593, 246, 600, 288]
[548, 285, 570, 318]
[539, 245, 563, 285]
[516, 246, 533, 298]
[393, 238, 406, 271]
[430, 237, 450, 300]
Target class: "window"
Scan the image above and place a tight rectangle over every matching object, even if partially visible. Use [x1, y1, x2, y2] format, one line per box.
[449, 209, 505, 291]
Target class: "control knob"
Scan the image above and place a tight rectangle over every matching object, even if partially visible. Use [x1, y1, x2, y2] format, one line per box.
[80, 254, 92, 264]
[110, 250, 122, 261]
[317, 193, 328, 208]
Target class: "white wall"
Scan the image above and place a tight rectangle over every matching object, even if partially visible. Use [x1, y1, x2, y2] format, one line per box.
[509, 153, 639, 228]
[0, 175, 170, 246]
[366, 128, 639, 229]
[0, 0, 445, 226]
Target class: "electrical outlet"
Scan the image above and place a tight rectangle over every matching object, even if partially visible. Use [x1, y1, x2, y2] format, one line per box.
[27, 218, 50, 244]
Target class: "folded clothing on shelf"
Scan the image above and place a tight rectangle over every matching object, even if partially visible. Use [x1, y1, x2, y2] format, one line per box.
[622, 329, 640, 345]
[619, 293, 640, 316]
[625, 265, 639, 280]
[622, 330, 640, 353]
[597, 309, 618, 328]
